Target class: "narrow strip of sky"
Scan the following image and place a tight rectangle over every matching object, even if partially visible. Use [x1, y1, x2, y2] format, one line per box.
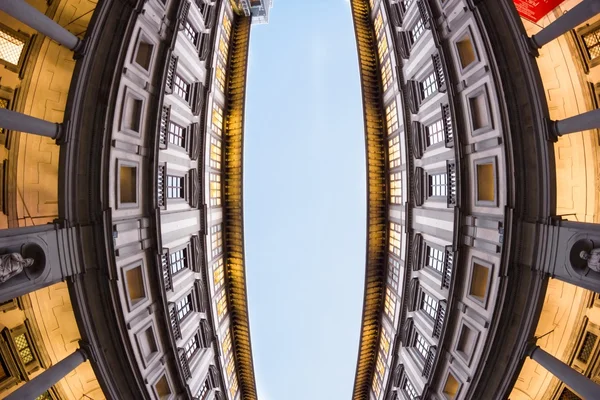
[244, 1, 366, 399]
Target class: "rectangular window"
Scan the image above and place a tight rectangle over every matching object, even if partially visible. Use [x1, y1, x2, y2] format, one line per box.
[215, 59, 226, 93]
[173, 75, 191, 102]
[426, 245, 444, 273]
[384, 288, 396, 320]
[380, 328, 391, 357]
[420, 71, 438, 100]
[388, 257, 400, 290]
[381, 58, 393, 92]
[184, 20, 199, 46]
[223, 13, 232, 39]
[176, 293, 193, 321]
[391, 172, 402, 204]
[229, 373, 239, 398]
[476, 161, 495, 203]
[184, 334, 200, 360]
[389, 223, 402, 256]
[374, 11, 384, 36]
[226, 357, 235, 381]
[582, 28, 600, 62]
[410, 18, 425, 44]
[210, 173, 221, 207]
[169, 249, 188, 275]
[414, 331, 429, 359]
[376, 352, 385, 379]
[403, 376, 418, 399]
[213, 258, 224, 291]
[197, 380, 210, 400]
[211, 103, 224, 136]
[216, 290, 228, 321]
[221, 329, 232, 357]
[168, 121, 186, 147]
[0, 25, 26, 70]
[13, 333, 34, 365]
[210, 136, 222, 170]
[119, 165, 137, 205]
[428, 172, 447, 197]
[386, 100, 399, 134]
[167, 175, 185, 199]
[218, 37, 229, 61]
[389, 135, 401, 169]
[426, 119, 444, 147]
[420, 291, 438, 320]
[372, 376, 382, 398]
[211, 224, 223, 257]
[377, 33, 389, 63]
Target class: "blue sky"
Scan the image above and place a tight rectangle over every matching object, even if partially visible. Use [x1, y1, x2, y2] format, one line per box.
[244, 1, 367, 399]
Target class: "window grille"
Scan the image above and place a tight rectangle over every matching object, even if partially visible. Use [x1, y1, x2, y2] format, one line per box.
[0, 26, 26, 68]
[576, 332, 597, 363]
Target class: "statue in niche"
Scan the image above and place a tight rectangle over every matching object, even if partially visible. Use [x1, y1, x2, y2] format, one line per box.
[580, 249, 600, 273]
[0, 252, 34, 283]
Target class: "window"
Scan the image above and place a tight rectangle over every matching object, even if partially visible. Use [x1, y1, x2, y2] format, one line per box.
[173, 75, 191, 102]
[414, 331, 429, 359]
[176, 293, 193, 321]
[377, 33, 389, 63]
[391, 172, 402, 204]
[388, 135, 401, 168]
[167, 175, 185, 199]
[122, 92, 143, 134]
[184, 20, 199, 46]
[168, 121, 186, 147]
[384, 288, 396, 320]
[374, 11, 384, 36]
[119, 165, 137, 204]
[372, 375, 382, 398]
[469, 260, 491, 303]
[221, 329, 232, 357]
[410, 18, 425, 44]
[184, 334, 200, 361]
[211, 103, 224, 136]
[443, 371, 460, 399]
[476, 161, 495, 203]
[468, 88, 492, 132]
[218, 37, 229, 60]
[210, 136, 222, 169]
[385, 100, 399, 134]
[376, 352, 385, 379]
[125, 264, 146, 308]
[581, 27, 600, 64]
[13, 332, 34, 366]
[197, 379, 210, 400]
[456, 322, 477, 361]
[211, 224, 223, 257]
[388, 257, 400, 290]
[403, 377, 418, 399]
[223, 13, 232, 39]
[216, 290, 228, 321]
[426, 245, 444, 273]
[226, 357, 235, 381]
[229, 373, 239, 398]
[420, 71, 438, 99]
[169, 249, 188, 275]
[136, 325, 158, 365]
[389, 223, 402, 256]
[426, 119, 444, 147]
[380, 329, 391, 357]
[420, 291, 438, 320]
[428, 172, 447, 197]
[210, 173, 221, 207]
[213, 258, 224, 291]
[154, 374, 172, 399]
[134, 39, 154, 71]
[456, 31, 477, 70]
[381, 58, 393, 92]
[577, 332, 598, 363]
[215, 59, 226, 93]
[0, 24, 27, 71]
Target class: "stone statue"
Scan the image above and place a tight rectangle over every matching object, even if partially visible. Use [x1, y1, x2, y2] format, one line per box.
[580, 249, 600, 273]
[0, 252, 34, 283]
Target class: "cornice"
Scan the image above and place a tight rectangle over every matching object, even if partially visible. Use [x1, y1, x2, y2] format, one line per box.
[349, 1, 389, 399]
[222, 14, 258, 400]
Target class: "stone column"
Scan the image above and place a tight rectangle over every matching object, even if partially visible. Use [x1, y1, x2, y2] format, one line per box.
[529, 0, 600, 50]
[528, 345, 600, 399]
[0, 109, 63, 140]
[4, 349, 87, 400]
[0, 0, 83, 52]
[550, 108, 600, 137]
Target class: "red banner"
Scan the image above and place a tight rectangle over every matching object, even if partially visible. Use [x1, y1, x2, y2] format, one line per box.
[513, 0, 566, 23]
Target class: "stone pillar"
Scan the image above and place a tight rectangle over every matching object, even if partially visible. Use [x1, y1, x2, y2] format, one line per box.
[5, 349, 87, 400]
[528, 345, 600, 399]
[529, 0, 600, 50]
[0, 0, 83, 52]
[0, 109, 63, 140]
[550, 108, 600, 137]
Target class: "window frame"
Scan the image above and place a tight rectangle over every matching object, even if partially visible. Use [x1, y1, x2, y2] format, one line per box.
[576, 20, 600, 70]
[473, 156, 498, 207]
[0, 23, 30, 73]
